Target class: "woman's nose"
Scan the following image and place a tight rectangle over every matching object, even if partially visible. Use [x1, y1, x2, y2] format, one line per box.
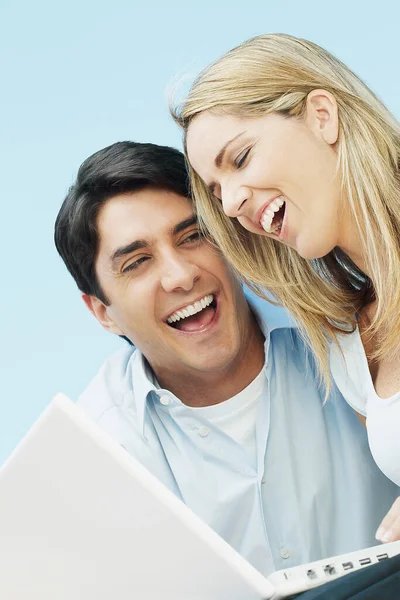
[221, 186, 250, 218]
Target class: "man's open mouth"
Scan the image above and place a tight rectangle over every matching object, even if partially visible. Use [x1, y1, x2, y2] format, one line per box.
[166, 294, 217, 332]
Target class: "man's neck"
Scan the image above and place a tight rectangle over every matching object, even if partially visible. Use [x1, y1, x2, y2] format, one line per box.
[153, 312, 265, 408]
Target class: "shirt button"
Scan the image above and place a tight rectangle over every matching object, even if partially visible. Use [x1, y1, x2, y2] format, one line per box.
[159, 395, 170, 406]
[198, 426, 210, 438]
[280, 548, 290, 559]
[261, 477, 266, 484]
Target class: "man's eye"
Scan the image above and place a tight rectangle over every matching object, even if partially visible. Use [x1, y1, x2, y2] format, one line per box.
[235, 148, 250, 169]
[122, 256, 149, 273]
[183, 231, 203, 244]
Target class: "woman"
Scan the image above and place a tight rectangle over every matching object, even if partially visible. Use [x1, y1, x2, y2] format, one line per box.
[172, 33, 400, 540]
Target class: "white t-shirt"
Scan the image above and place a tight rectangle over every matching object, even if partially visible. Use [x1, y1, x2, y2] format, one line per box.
[187, 367, 267, 467]
[330, 328, 400, 486]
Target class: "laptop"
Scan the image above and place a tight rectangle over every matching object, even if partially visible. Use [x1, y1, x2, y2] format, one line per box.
[0, 394, 398, 600]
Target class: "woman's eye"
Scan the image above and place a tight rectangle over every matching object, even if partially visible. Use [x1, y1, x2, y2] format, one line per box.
[235, 148, 251, 169]
[122, 256, 149, 273]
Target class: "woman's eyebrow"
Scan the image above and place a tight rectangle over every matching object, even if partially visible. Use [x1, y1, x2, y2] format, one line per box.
[214, 132, 245, 168]
[206, 132, 246, 196]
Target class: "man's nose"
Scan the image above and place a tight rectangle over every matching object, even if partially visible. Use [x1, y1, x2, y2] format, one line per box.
[221, 185, 251, 219]
[160, 253, 201, 293]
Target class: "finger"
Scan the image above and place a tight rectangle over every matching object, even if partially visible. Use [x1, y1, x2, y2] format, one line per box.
[376, 497, 400, 541]
[381, 516, 400, 543]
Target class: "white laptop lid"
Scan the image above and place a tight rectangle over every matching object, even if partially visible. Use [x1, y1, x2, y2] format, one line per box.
[0, 394, 274, 600]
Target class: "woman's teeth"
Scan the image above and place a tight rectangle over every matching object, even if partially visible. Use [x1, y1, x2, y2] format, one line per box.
[260, 196, 285, 234]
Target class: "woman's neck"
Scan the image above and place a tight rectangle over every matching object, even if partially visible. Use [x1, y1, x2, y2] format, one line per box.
[337, 211, 370, 278]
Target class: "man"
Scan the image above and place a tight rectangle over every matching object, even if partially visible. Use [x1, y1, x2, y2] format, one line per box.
[54, 141, 399, 577]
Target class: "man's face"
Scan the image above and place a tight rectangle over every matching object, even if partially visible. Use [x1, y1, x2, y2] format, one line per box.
[86, 188, 254, 379]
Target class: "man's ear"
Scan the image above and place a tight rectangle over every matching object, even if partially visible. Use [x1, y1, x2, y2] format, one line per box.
[305, 89, 339, 146]
[82, 294, 124, 336]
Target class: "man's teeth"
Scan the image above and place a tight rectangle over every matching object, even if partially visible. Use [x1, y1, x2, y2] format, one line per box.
[167, 294, 214, 324]
[260, 196, 285, 234]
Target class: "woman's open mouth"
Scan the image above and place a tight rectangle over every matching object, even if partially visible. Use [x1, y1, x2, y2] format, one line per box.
[260, 196, 286, 236]
[166, 294, 218, 333]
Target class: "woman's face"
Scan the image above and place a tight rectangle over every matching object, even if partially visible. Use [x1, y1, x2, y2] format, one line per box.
[186, 95, 344, 260]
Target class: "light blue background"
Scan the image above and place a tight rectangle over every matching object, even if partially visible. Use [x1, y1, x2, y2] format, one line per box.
[1, 0, 399, 464]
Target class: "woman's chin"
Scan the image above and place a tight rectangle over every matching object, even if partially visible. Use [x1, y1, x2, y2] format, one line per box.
[292, 236, 335, 260]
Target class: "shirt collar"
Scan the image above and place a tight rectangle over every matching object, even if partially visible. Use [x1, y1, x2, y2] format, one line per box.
[130, 289, 286, 439]
[129, 351, 159, 439]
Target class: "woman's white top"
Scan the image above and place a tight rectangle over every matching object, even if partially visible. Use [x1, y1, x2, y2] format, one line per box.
[330, 328, 400, 486]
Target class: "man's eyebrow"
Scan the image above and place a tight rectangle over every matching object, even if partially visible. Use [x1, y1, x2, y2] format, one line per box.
[110, 239, 148, 266]
[172, 215, 198, 235]
[109, 216, 197, 267]
[214, 131, 245, 168]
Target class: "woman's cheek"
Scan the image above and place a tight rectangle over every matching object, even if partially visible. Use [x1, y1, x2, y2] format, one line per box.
[237, 215, 265, 235]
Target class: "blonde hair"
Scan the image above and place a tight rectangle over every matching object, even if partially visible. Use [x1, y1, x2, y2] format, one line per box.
[172, 33, 400, 388]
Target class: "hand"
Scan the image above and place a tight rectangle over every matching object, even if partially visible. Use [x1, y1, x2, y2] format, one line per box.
[376, 497, 400, 543]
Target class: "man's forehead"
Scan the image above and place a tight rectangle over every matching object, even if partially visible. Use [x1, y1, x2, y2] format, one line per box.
[95, 190, 195, 254]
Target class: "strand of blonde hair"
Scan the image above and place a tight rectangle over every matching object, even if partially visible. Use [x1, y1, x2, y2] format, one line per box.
[171, 34, 400, 389]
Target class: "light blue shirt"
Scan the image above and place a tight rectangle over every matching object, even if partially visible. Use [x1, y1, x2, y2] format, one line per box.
[78, 295, 399, 576]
